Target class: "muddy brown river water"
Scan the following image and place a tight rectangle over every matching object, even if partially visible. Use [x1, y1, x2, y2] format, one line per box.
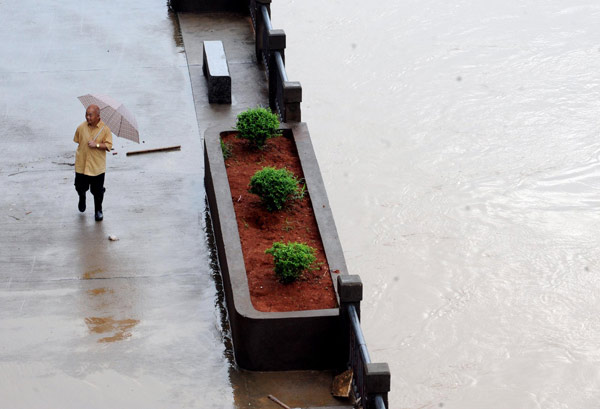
[273, 0, 600, 407]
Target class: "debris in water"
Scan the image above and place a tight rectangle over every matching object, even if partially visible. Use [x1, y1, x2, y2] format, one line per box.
[332, 369, 353, 398]
[108, 235, 119, 241]
[267, 395, 291, 409]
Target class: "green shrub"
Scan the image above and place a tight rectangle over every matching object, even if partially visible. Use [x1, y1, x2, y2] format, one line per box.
[249, 167, 304, 212]
[220, 138, 232, 159]
[235, 106, 280, 149]
[265, 242, 317, 283]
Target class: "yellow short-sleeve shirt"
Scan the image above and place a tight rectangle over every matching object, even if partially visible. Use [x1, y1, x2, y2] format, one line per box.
[73, 120, 113, 176]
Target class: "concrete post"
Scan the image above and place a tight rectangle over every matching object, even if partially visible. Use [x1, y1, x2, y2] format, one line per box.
[338, 274, 363, 370]
[338, 274, 363, 318]
[267, 29, 286, 60]
[365, 362, 391, 409]
[283, 81, 302, 122]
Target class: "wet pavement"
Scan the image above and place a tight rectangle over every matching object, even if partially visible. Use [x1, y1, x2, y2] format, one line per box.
[1, 2, 345, 408]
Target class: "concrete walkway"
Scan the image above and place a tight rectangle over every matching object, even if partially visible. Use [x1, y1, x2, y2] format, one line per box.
[0, 2, 348, 407]
[0, 1, 235, 408]
[178, 12, 350, 409]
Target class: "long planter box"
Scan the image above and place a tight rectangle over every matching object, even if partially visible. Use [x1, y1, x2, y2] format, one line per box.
[204, 122, 349, 371]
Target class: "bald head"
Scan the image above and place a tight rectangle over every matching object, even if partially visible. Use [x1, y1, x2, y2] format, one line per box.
[85, 104, 100, 126]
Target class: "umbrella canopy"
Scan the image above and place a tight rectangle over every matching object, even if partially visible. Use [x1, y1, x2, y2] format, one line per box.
[78, 94, 140, 143]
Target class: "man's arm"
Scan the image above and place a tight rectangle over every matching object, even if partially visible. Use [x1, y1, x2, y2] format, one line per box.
[87, 128, 112, 151]
[87, 140, 110, 150]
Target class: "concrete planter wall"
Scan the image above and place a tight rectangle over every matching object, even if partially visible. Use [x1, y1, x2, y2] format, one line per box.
[204, 123, 349, 371]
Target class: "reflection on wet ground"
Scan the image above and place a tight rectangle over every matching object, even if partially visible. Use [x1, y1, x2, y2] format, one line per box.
[83, 268, 104, 280]
[85, 317, 140, 343]
[85, 281, 139, 343]
[87, 287, 112, 296]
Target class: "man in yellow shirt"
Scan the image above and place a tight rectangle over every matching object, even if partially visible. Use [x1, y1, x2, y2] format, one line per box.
[73, 104, 113, 221]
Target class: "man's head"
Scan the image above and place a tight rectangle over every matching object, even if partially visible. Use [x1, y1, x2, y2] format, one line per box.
[85, 104, 101, 126]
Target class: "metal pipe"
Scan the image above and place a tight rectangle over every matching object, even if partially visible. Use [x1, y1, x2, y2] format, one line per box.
[275, 52, 288, 82]
[249, 0, 256, 27]
[261, 5, 272, 30]
[374, 395, 387, 409]
[348, 305, 371, 363]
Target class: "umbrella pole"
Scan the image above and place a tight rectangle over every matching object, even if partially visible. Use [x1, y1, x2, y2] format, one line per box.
[92, 126, 106, 142]
[94, 108, 118, 141]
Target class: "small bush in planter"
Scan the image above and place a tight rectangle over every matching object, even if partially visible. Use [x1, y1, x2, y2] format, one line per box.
[249, 167, 305, 212]
[235, 106, 280, 149]
[265, 242, 317, 283]
[220, 138, 232, 159]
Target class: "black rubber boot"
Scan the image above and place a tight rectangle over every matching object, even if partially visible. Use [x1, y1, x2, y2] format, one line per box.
[78, 193, 86, 212]
[93, 187, 105, 221]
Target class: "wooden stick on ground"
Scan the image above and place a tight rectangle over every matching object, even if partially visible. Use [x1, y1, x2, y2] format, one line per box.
[126, 145, 181, 156]
[267, 395, 292, 409]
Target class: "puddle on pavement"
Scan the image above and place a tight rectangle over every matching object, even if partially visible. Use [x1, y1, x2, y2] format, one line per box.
[83, 271, 138, 342]
[85, 316, 140, 343]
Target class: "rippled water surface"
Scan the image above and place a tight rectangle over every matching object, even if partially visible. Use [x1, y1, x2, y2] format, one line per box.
[273, 1, 600, 407]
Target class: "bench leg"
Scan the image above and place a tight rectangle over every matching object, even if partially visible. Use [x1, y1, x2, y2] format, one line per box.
[207, 76, 231, 104]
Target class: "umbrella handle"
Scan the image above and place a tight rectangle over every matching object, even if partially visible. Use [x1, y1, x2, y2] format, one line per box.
[92, 126, 105, 142]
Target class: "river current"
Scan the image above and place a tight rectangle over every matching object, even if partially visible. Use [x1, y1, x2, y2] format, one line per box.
[273, 1, 600, 407]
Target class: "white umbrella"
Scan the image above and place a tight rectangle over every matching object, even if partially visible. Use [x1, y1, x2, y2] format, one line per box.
[78, 94, 140, 143]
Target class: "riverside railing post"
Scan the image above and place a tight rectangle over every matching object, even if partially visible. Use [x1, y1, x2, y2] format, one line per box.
[255, 0, 272, 64]
[338, 275, 364, 402]
[338, 274, 363, 362]
[282, 81, 302, 122]
[338, 275, 362, 319]
[365, 363, 391, 409]
[267, 29, 286, 117]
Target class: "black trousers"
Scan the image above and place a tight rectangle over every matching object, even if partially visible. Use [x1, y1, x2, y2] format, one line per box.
[74, 172, 105, 211]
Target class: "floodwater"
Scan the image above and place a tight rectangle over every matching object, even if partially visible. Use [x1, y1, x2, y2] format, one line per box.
[272, 0, 600, 408]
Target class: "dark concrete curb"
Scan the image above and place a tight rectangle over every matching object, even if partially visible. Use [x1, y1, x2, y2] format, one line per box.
[303, 407, 353, 409]
[204, 122, 349, 371]
[170, 0, 248, 13]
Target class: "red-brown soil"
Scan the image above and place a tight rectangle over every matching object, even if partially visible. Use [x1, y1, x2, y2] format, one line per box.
[222, 131, 338, 312]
